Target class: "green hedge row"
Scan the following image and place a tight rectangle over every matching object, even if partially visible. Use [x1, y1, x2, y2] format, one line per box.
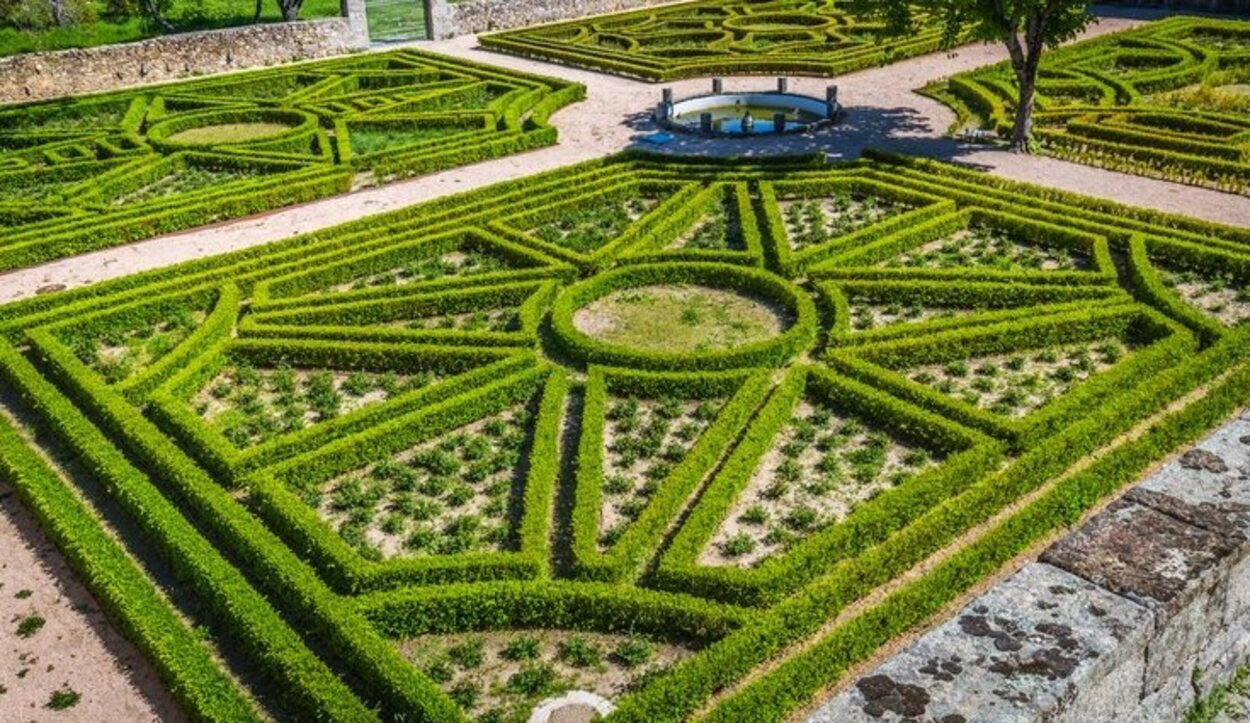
[611, 321, 1250, 723]
[143, 335, 532, 482]
[0, 151, 1245, 723]
[0, 407, 257, 722]
[354, 579, 752, 643]
[249, 366, 560, 593]
[822, 280, 1126, 344]
[16, 328, 468, 721]
[480, 1, 963, 82]
[0, 48, 585, 271]
[827, 303, 1196, 449]
[243, 279, 556, 348]
[701, 336, 1250, 723]
[0, 339, 377, 721]
[936, 16, 1250, 195]
[570, 366, 775, 583]
[650, 364, 1002, 607]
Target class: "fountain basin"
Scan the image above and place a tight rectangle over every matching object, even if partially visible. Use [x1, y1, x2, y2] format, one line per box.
[658, 89, 838, 136]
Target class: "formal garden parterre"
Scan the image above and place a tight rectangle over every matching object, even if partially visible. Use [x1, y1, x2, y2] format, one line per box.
[479, 1, 960, 82]
[0, 147, 1247, 722]
[931, 15, 1250, 195]
[0, 48, 582, 270]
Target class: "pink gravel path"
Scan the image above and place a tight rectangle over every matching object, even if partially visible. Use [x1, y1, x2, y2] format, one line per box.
[0, 479, 187, 722]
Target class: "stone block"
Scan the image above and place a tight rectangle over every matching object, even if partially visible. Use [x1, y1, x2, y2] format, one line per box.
[805, 563, 1151, 723]
[1128, 418, 1250, 539]
[1040, 498, 1241, 695]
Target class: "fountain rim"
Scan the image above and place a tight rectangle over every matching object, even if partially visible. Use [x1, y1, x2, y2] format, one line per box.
[656, 87, 840, 137]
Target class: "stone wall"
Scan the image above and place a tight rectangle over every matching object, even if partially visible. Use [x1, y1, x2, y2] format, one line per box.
[807, 411, 1250, 723]
[0, 0, 368, 105]
[427, 0, 681, 39]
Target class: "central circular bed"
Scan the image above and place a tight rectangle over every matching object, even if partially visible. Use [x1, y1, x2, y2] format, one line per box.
[146, 108, 318, 150]
[551, 263, 817, 370]
[574, 284, 788, 353]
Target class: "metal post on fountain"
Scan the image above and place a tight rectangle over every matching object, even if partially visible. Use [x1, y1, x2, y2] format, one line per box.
[657, 88, 674, 121]
[774, 112, 786, 134]
[741, 111, 755, 135]
[701, 112, 714, 135]
[777, 77, 788, 93]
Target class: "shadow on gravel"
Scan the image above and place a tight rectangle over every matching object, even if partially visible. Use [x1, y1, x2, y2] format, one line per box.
[623, 104, 998, 172]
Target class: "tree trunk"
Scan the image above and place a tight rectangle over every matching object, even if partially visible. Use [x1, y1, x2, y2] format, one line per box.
[1011, 68, 1036, 153]
[141, 0, 175, 31]
[277, 0, 303, 21]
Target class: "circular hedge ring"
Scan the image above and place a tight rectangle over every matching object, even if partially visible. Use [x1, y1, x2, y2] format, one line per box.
[550, 262, 817, 371]
[724, 13, 833, 34]
[146, 108, 319, 152]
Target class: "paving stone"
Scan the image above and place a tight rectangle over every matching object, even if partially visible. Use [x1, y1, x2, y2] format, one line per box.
[1128, 418, 1250, 540]
[1040, 498, 1242, 695]
[805, 563, 1151, 723]
[1040, 499, 1239, 616]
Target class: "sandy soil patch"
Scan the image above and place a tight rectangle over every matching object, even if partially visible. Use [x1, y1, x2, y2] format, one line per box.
[703, 400, 936, 568]
[396, 629, 696, 722]
[573, 284, 788, 354]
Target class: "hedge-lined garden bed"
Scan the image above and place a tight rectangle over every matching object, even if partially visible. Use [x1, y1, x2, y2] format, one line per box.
[0, 49, 583, 271]
[0, 152, 1246, 722]
[480, 0, 961, 82]
[931, 16, 1250, 195]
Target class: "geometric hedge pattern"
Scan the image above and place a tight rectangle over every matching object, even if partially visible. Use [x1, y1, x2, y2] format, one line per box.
[940, 16, 1250, 195]
[0, 152, 1248, 723]
[480, 0, 957, 81]
[0, 49, 581, 271]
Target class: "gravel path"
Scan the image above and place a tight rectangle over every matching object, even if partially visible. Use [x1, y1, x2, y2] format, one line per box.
[0, 479, 186, 722]
[3, 8, 1250, 303]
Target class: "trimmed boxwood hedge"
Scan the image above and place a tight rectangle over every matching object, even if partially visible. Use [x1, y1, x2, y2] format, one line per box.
[481, 0, 967, 82]
[933, 16, 1250, 195]
[0, 151, 1245, 722]
[0, 49, 583, 271]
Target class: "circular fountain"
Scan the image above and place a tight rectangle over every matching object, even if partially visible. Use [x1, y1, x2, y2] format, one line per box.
[656, 78, 841, 137]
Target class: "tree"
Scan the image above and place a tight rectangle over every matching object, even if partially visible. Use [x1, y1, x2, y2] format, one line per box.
[880, 0, 1094, 153]
[254, 0, 304, 22]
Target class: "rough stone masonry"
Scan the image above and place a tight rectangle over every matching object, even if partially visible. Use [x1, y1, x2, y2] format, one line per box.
[808, 411, 1250, 723]
[0, 0, 368, 105]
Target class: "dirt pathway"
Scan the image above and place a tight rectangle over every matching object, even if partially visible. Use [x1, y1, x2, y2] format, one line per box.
[0, 478, 187, 722]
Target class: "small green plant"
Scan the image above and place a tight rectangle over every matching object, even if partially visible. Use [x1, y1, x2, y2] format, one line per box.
[46, 687, 81, 710]
[722, 533, 757, 557]
[502, 636, 541, 661]
[558, 636, 603, 668]
[613, 637, 655, 669]
[506, 662, 559, 696]
[16, 614, 45, 638]
[448, 638, 485, 669]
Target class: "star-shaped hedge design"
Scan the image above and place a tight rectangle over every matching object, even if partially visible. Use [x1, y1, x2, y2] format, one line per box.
[1, 152, 1247, 723]
[0, 49, 582, 271]
[481, 0, 960, 81]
